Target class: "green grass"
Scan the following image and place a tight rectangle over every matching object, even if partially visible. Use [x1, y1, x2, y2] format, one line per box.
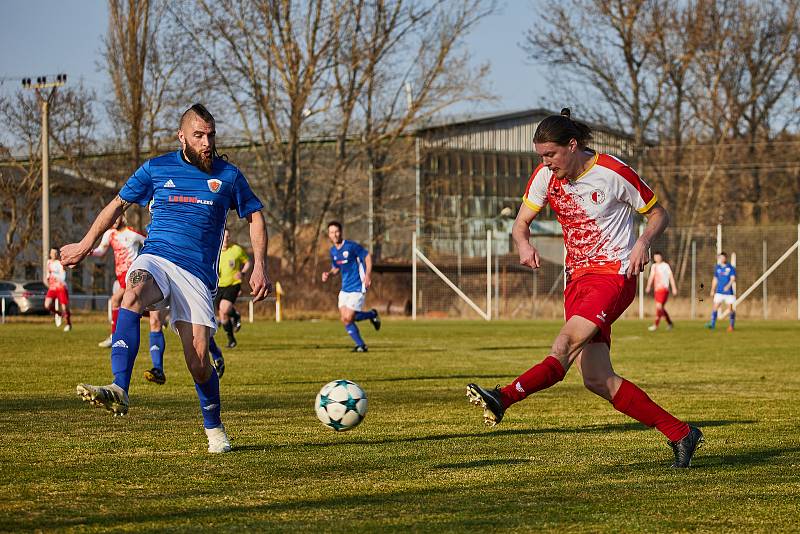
[1, 318, 799, 532]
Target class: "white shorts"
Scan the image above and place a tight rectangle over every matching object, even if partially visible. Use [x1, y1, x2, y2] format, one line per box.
[338, 291, 366, 311]
[713, 293, 736, 305]
[127, 254, 217, 334]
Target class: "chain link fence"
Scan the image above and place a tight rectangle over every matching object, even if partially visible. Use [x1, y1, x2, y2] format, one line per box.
[413, 224, 800, 320]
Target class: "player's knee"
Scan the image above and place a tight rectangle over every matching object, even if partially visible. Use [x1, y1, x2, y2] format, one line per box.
[583, 376, 609, 398]
[189, 359, 212, 383]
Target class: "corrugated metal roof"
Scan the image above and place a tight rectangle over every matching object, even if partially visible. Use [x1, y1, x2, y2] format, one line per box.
[417, 108, 637, 155]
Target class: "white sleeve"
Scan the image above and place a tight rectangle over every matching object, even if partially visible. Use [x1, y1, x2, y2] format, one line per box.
[522, 164, 550, 212]
[92, 229, 112, 257]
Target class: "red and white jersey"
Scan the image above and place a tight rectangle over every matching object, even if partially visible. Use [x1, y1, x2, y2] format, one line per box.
[93, 227, 146, 277]
[523, 152, 657, 280]
[651, 262, 673, 291]
[46, 259, 67, 290]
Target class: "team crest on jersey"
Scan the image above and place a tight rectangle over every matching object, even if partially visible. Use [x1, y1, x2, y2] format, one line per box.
[590, 189, 606, 205]
[343, 251, 349, 258]
[207, 179, 222, 193]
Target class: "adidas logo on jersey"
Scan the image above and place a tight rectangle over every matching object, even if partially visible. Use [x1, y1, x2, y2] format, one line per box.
[164, 179, 176, 188]
[112, 339, 129, 349]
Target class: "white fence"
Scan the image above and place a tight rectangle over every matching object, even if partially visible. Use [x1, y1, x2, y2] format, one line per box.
[411, 224, 800, 321]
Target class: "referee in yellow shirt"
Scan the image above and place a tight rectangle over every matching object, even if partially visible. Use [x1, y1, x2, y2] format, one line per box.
[216, 228, 252, 348]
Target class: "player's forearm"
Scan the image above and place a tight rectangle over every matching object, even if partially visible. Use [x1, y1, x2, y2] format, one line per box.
[364, 254, 373, 277]
[247, 211, 268, 272]
[640, 205, 669, 246]
[241, 260, 252, 275]
[80, 198, 127, 253]
[512, 218, 532, 251]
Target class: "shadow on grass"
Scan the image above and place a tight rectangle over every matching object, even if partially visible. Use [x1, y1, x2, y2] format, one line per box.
[293, 419, 757, 448]
[434, 458, 531, 469]
[284, 374, 513, 385]
[475, 345, 551, 351]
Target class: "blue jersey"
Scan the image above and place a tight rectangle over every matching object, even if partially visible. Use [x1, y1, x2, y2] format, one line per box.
[714, 263, 736, 295]
[330, 240, 369, 293]
[119, 151, 263, 291]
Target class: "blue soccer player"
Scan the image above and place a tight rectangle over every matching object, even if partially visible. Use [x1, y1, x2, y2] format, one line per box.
[321, 221, 380, 352]
[706, 251, 736, 331]
[61, 104, 270, 453]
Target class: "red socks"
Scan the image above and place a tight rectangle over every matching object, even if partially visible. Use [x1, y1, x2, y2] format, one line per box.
[111, 308, 120, 333]
[500, 356, 565, 409]
[662, 309, 672, 325]
[612, 379, 689, 442]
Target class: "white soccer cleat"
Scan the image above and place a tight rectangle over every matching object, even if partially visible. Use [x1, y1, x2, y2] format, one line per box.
[63, 325, 72, 332]
[76, 383, 129, 416]
[647, 324, 657, 332]
[98, 335, 113, 348]
[54, 313, 62, 328]
[205, 424, 232, 453]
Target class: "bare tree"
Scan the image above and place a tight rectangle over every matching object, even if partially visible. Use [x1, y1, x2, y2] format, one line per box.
[0, 86, 99, 279]
[523, 0, 666, 170]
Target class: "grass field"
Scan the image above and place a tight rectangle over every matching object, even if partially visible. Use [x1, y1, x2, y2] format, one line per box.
[1, 318, 799, 532]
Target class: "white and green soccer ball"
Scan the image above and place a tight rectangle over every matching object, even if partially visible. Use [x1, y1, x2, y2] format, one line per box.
[315, 379, 368, 431]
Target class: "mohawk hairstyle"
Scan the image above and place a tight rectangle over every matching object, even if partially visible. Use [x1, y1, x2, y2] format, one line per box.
[180, 103, 228, 161]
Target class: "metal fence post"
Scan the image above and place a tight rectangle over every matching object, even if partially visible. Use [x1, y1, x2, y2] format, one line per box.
[691, 240, 696, 320]
[638, 223, 645, 320]
[486, 230, 492, 321]
[412, 232, 417, 321]
[763, 240, 768, 319]
[717, 224, 723, 255]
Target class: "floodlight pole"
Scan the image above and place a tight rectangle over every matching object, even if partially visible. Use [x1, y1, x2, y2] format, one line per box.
[23, 74, 66, 281]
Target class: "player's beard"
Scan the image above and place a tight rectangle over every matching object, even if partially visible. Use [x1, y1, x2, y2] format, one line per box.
[184, 144, 214, 174]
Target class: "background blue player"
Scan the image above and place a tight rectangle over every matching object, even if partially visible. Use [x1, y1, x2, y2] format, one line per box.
[61, 103, 270, 453]
[706, 251, 737, 331]
[321, 221, 380, 352]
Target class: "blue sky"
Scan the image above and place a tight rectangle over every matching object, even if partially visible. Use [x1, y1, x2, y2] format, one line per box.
[0, 0, 549, 122]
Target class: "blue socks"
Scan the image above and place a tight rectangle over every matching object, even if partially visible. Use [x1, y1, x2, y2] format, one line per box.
[149, 330, 165, 370]
[354, 309, 377, 322]
[710, 310, 718, 328]
[195, 369, 221, 429]
[209, 335, 223, 364]
[111, 308, 142, 392]
[345, 322, 365, 347]
[730, 311, 736, 328]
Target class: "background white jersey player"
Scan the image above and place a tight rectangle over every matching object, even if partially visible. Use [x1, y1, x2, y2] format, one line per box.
[92, 216, 146, 347]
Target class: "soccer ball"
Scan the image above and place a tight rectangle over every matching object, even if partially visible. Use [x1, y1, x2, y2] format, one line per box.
[315, 379, 368, 431]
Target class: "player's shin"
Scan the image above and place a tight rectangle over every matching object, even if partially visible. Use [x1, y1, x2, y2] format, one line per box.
[195, 368, 222, 429]
[149, 330, 165, 370]
[499, 355, 566, 408]
[611, 379, 689, 442]
[344, 322, 365, 347]
[110, 308, 143, 392]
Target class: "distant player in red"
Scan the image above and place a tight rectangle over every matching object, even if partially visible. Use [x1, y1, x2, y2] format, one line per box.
[45, 248, 72, 332]
[466, 109, 703, 468]
[645, 251, 678, 331]
[92, 215, 146, 347]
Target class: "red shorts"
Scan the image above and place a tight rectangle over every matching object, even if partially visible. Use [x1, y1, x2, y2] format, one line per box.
[654, 288, 669, 305]
[117, 271, 128, 290]
[46, 286, 70, 306]
[564, 274, 636, 347]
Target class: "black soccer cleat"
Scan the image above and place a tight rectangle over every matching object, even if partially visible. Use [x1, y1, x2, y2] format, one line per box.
[369, 309, 381, 331]
[466, 383, 506, 427]
[211, 353, 225, 379]
[143, 367, 166, 385]
[231, 310, 242, 332]
[352, 345, 368, 353]
[669, 425, 704, 468]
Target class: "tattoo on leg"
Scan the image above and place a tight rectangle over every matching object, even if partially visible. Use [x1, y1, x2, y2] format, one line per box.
[128, 270, 152, 288]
